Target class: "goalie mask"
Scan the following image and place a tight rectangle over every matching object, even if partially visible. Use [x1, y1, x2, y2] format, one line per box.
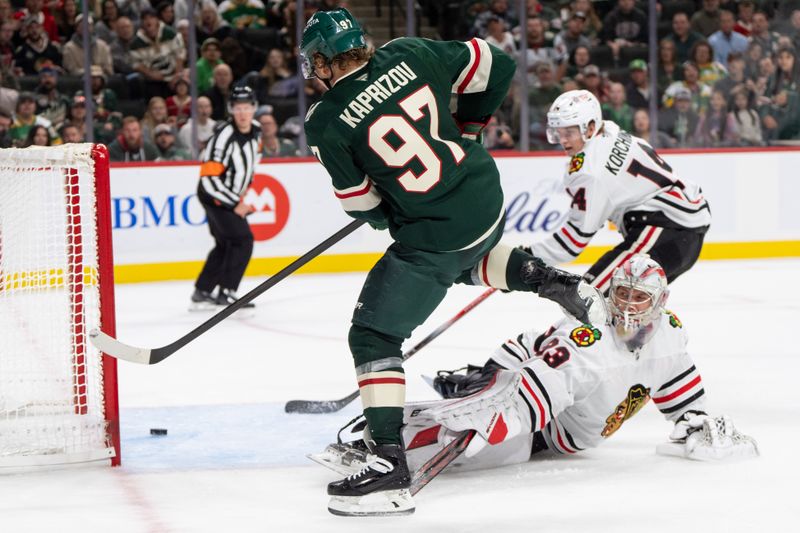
[609, 255, 669, 352]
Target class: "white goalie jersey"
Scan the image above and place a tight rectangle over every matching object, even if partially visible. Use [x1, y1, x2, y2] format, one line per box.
[398, 310, 707, 472]
[485, 310, 705, 454]
[311, 311, 755, 478]
[530, 121, 712, 266]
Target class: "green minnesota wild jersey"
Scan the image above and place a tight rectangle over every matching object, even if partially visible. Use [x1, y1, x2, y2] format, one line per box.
[305, 37, 516, 252]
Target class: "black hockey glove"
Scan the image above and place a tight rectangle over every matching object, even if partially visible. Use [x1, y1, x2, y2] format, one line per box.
[521, 258, 596, 324]
[433, 360, 503, 399]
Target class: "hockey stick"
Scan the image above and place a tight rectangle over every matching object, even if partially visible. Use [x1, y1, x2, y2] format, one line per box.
[284, 287, 498, 414]
[410, 429, 476, 495]
[89, 220, 367, 365]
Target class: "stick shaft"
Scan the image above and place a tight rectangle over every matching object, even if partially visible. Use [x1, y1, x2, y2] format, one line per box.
[92, 220, 366, 364]
[403, 288, 497, 360]
[157, 219, 366, 362]
[284, 288, 497, 413]
[410, 430, 476, 495]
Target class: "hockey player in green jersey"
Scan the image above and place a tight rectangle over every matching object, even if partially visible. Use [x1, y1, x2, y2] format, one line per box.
[301, 8, 605, 516]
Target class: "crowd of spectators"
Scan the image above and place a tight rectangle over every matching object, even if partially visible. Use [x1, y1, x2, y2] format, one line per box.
[0, 0, 338, 159]
[2, 0, 800, 158]
[439, 0, 800, 149]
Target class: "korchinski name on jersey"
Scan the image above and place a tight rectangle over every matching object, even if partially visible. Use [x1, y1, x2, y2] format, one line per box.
[604, 130, 632, 175]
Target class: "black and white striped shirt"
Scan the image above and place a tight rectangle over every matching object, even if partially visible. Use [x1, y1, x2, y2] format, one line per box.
[197, 120, 260, 209]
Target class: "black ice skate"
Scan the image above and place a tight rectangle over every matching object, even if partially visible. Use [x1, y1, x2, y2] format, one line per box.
[189, 289, 218, 312]
[327, 443, 415, 516]
[521, 259, 607, 325]
[215, 288, 255, 308]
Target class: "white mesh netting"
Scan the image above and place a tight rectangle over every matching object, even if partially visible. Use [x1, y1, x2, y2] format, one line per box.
[0, 144, 115, 468]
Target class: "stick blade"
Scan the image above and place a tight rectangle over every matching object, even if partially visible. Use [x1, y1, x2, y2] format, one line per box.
[284, 400, 344, 414]
[89, 328, 153, 365]
[284, 390, 359, 414]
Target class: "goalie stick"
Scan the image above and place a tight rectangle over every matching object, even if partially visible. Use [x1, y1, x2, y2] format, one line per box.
[89, 220, 366, 365]
[411, 429, 476, 496]
[284, 287, 498, 414]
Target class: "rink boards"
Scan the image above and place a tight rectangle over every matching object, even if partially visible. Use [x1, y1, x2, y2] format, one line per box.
[107, 148, 800, 283]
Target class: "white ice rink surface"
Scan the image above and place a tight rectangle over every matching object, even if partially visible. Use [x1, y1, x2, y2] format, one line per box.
[2, 259, 800, 532]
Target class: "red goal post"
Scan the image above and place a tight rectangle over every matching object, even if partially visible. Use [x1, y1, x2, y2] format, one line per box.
[0, 143, 120, 470]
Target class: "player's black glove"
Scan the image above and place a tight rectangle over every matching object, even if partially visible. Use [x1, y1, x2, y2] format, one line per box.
[432, 360, 504, 399]
[521, 258, 606, 325]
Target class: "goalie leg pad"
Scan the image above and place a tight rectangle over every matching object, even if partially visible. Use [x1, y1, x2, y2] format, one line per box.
[402, 413, 534, 472]
[427, 370, 533, 451]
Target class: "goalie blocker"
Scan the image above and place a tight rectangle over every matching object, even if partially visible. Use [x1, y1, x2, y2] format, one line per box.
[311, 256, 758, 484]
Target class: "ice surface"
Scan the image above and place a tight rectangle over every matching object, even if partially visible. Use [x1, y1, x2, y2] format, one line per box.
[1, 259, 799, 532]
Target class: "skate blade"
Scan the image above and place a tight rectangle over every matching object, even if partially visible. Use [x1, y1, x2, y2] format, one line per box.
[328, 489, 415, 517]
[188, 301, 218, 312]
[421, 374, 436, 390]
[307, 452, 362, 477]
[308, 443, 370, 476]
[188, 303, 256, 318]
[231, 307, 256, 319]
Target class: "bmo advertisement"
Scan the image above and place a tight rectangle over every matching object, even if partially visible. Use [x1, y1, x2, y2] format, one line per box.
[109, 150, 800, 283]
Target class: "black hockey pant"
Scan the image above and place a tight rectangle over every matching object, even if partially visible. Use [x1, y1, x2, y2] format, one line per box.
[195, 202, 254, 293]
[583, 221, 707, 294]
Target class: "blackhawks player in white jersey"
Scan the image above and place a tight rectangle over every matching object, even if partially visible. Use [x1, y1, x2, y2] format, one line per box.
[312, 256, 757, 485]
[525, 90, 711, 294]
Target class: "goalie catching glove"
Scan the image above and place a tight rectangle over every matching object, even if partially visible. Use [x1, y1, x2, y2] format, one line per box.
[656, 411, 759, 461]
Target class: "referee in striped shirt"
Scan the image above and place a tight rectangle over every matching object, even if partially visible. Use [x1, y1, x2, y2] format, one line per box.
[192, 86, 261, 310]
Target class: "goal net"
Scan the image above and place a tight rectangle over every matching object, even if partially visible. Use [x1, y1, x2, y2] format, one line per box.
[0, 144, 119, 470]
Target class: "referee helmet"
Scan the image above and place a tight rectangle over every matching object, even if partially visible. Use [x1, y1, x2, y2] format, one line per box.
[228, 86, 257, 113]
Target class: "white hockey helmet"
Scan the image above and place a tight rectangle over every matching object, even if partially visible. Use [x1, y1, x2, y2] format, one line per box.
[609, 255, 669, 351]
[546, 89, 602, 144]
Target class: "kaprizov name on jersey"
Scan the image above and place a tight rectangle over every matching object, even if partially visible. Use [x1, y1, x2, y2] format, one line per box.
[339, 62, 418, 128]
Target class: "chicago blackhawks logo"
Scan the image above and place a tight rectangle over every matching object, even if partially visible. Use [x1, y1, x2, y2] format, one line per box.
[666, 310, 682, 328]
[570, 325, 602, 347]
[601, 384, 651, 438]
[568, 152, 585, 174]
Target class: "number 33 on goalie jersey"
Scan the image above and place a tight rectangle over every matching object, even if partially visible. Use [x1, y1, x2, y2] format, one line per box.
[530, 121, 712, 266]
[492, 310, 706, 453]
[305, 37, 515, 252]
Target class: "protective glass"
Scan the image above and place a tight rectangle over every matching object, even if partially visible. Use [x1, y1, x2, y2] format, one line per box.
[300, 51, 316, 79]
[546, 126, 581, 145]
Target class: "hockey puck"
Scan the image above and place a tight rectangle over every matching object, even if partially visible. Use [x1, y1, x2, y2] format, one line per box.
[150, 428, 168, 436]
